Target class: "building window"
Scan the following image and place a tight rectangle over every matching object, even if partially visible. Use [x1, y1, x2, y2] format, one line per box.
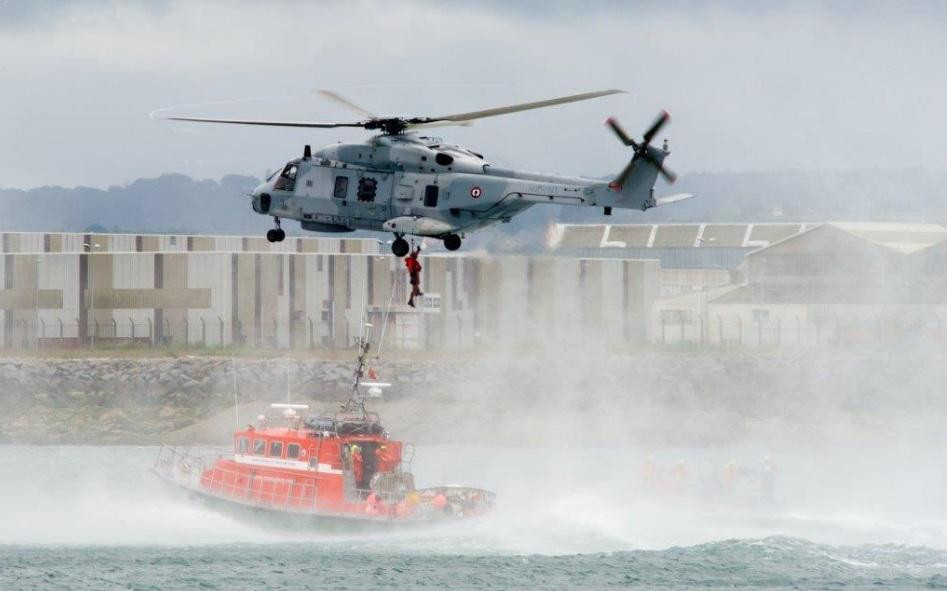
[357, 177, 377, 202]
[287, 443, 300, 459]
[333, 176, 348, 199]
[238, 437, 249, 453]
[269, 441, 283, 458]
[253, 439, 265, 455]
[424, 185, 439, 207]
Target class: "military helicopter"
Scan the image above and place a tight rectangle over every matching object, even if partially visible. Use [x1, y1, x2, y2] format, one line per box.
[164, 89, 693, 256]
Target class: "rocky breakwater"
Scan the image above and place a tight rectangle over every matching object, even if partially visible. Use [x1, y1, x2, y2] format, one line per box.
[0, 356, 471, 444]
[1, 347, 944, 445]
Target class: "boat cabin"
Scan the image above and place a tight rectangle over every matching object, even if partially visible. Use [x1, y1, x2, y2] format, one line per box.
[199, 404, 412, 513]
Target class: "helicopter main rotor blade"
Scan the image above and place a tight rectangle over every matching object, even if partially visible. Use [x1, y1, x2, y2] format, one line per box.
[315, 89, 378, 119]
[163, 88, 627, 134]
[165, 116, 365, 128]
[418, 88, 626, 125]
[405, 120, 474, 131]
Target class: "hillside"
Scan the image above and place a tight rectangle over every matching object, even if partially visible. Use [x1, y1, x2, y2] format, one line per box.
[2, 169, 944, 252]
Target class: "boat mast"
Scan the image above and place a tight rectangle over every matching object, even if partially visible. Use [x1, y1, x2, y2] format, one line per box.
[341, 337, 371, 417]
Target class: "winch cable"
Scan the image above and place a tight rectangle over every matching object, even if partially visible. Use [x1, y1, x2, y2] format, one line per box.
[357, 268, 369, 344]
[375, 260, 400, 360]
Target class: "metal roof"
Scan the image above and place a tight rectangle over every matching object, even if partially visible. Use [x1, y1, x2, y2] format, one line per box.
[549, 223, 808, 250]
[744, 222, 947, 256]
[828, 222, 947, 255]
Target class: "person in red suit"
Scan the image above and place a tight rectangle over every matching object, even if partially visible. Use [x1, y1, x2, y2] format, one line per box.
[352, 445, 364, 489]
[404, 245, 423, 307]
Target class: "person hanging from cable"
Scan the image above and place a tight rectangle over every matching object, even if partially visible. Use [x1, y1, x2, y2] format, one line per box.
[404, 242, 423, 308]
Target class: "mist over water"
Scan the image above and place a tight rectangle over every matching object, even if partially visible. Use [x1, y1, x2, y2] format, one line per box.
[2, 432, 945, 554]
[3, 317, 947, 591]
[3, 344, 947, 589]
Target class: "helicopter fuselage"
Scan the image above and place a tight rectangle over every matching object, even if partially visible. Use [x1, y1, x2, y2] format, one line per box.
[253, 133, 665, 252]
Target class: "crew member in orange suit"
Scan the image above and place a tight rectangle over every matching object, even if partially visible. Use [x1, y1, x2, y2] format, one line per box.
[352, 445, 364, 488]
[375, 444, 395, 472]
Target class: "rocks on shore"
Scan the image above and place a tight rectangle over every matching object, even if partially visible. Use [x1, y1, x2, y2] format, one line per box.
[0, 348, 944, 445]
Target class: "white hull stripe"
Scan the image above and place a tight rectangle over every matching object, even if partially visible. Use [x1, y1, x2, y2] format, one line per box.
[233, 454, 343, 475]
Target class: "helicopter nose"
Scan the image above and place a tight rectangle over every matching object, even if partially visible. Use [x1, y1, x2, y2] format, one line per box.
[251, 186, 272, 214]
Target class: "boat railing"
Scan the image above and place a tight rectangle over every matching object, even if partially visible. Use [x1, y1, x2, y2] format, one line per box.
[401, 443, 416, 473]
[154, 444, 225, 490]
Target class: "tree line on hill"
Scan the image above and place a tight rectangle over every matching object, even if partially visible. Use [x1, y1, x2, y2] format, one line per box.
[1, 169, 944, 252]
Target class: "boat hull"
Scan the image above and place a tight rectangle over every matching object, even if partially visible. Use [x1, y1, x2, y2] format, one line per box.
[153, 468, 492, 533]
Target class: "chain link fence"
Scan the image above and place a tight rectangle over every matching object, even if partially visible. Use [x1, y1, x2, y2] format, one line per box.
[1, 313, 473, 352]
[656, 311, 947, 347]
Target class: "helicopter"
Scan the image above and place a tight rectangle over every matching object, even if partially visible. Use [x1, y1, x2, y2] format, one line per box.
[164, 89, 693, 256]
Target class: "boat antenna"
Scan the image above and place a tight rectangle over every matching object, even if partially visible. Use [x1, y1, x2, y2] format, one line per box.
[231, 356, 239, 430]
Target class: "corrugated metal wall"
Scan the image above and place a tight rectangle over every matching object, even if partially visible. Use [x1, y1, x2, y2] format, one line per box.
[0, 250, 659, 350]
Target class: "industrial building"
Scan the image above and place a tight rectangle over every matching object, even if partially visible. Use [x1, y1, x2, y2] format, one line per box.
[0, 231, 659, 350]
[4, 223, 942, 351]
[653, 222, 947, 345]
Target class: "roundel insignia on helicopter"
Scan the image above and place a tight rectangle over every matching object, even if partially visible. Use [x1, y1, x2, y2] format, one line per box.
[470, 186, 482, 198]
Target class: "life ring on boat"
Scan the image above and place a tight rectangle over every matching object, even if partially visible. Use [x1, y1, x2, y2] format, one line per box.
[300, 449, 307, 459]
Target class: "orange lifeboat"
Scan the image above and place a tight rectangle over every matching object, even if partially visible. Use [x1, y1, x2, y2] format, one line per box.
[153, 342, 494, 528]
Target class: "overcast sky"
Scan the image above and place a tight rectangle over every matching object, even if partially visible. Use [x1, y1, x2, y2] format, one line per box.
[1, 0, 946, 188]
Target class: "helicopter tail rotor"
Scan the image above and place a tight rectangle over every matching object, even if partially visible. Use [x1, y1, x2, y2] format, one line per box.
[606, 111, 676, 190]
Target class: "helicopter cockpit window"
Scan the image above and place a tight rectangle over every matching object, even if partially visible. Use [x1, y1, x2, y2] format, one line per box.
[357, 177, 377, 203]
[274, 163, 297, 191]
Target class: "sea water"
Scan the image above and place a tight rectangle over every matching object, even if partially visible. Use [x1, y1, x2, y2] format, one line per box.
[1, 445, 945, 589]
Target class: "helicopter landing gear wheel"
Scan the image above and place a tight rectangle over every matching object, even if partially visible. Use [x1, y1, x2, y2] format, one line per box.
[391, 236, 410, 257]
[443, 234, 462, 251]
[267, 218, 286, 243]
[266, 229, 285, 243]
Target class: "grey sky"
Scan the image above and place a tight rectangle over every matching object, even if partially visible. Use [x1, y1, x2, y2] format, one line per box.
[1, 0, 946, 188]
